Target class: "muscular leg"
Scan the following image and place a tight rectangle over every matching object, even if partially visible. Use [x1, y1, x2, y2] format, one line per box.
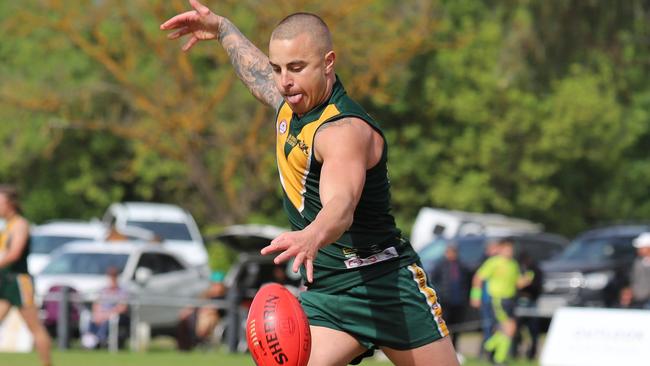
[381, 336, 460, 366]
[0, 300, 12, 321]
[19, 305, 52, 366]
[307, 326, 367, 366]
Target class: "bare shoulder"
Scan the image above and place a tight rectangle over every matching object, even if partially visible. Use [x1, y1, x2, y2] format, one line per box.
[12, 216, 30, 232]
[314, 117, 383, 166]
[316, 117, 372, 134]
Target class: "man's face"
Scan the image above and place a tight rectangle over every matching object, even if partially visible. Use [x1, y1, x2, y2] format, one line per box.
[269, 32, 332, 116]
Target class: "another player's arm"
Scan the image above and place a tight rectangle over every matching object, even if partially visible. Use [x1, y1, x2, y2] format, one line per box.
[470, 265, 488, 308]
[161, 0, 282, 110]
[0, 218, 29, 269]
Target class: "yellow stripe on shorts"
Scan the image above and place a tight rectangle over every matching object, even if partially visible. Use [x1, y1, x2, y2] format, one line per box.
[17, 274, 34, 307]
[407, 264, 449, 337]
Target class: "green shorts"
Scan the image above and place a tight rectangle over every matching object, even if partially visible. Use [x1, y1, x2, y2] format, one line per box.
[0, 272, 35, 307]
[300, 262, 449, 351]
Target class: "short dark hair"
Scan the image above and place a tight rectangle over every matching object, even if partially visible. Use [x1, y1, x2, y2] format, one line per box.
[0, 185, 21, 213]
[271, 12, 333, 54]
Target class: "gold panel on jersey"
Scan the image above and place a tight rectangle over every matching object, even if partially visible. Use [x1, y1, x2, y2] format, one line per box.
[276, 103, 341, 212]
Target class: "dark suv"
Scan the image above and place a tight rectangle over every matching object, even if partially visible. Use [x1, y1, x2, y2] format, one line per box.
[537, 224, 650, 317]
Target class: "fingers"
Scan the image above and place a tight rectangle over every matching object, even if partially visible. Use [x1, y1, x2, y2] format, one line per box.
[167, 27, 191, 40]
[292, 252, 305, 273]
[160, 11, 195, 30]
[182, 36, 199, 52]
[305, 259, 314, 283]
[189, 0, 210, 16]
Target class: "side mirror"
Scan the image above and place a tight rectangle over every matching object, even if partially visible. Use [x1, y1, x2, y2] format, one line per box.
[134, 267, 153, 285]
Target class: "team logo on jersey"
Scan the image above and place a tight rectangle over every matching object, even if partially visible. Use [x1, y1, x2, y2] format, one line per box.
[297, 140, 309, 155]
[278, 120, 287, 134]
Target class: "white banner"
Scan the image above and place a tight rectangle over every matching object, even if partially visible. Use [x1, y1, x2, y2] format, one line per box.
[541, 307, 650, 366]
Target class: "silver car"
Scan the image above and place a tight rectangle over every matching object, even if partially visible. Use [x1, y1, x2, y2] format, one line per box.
[35, 241, 211, 332]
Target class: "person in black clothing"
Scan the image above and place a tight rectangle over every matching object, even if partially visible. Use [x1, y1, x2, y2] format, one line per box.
[430, 243, 471, 348]
[510, 251, 543, 360]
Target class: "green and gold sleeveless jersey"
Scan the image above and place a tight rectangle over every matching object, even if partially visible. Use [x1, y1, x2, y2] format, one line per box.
[275, 76, 418, 293]
[0, 217, 30, 274]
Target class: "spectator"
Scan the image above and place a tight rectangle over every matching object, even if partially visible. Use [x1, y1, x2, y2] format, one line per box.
[511, 251, 543, 360]
[177, 271, 227, 350]
[82, 267, 129, 349]
[620, 233, 650, 309]
[478, 239, 499, 359]
[429, 243, 471, 348]
[470, 238, 533, 365]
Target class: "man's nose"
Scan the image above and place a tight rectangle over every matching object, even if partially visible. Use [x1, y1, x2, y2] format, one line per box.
[281, 71, 293, 88]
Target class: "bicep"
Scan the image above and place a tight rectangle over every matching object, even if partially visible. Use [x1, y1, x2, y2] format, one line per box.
[315, 119, 373, 206]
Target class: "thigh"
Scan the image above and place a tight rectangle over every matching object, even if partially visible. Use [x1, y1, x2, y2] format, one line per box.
[308, 325, 367, 366]
[382, 336, 459, 366]
[0, 300, 11, 321]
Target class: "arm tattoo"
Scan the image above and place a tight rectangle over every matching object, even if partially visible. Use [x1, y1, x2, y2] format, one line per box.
[317, 118, 353, 132]
[218, 19, 283, 110]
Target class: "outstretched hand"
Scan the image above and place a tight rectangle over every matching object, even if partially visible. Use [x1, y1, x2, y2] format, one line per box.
[160, 0, 223, 51]
[261, 230, 320, 283]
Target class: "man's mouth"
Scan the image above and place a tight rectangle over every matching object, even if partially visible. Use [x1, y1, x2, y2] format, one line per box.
[286, 93, 303, 105]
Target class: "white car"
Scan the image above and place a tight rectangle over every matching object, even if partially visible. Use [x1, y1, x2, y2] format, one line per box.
[102, 202, 208, 270]
[35, 241, 211, 331]
[29, 220, 105, 274]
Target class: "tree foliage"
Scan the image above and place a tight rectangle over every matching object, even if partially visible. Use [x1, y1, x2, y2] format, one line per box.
[1, 0, 649, 237]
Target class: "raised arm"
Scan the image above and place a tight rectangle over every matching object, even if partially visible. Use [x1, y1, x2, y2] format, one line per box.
[160, 0, 282, 109]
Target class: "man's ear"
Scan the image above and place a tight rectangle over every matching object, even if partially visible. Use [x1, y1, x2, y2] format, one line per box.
[324, 51, 336, 74]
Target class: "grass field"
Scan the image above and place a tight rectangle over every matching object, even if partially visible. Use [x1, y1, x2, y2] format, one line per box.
[1, 349, 540, 366]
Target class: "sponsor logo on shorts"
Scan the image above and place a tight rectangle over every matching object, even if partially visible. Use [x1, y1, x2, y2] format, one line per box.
[344, 247, 398, 269]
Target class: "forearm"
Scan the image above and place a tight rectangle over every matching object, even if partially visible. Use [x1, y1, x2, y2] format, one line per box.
[218, 19, 281, 108]
[304, 196, 355, 250]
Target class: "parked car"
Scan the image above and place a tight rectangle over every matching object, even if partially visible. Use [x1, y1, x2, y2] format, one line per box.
[35, 241, 211, 339]
[410, 207, 543, 252]
[102, 202, 208, 271]
[537, 224, 650, 317]
[29, 220, 105, 274]
[210, 224, 301, 352]
[417, 232, 568, 331]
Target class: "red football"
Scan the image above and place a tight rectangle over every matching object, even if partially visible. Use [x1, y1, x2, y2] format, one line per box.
[246, 283, 311, 366]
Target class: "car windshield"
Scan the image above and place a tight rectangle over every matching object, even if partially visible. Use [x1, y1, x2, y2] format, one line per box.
[556, 236, 637, 262]
[30, 235, 90, 254]
[419, 237, 486, 266]
[41, 252, 129, 275]
[126, 220, 193, 241]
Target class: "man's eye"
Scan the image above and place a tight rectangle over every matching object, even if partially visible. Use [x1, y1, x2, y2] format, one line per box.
[290, 66, 304, 72]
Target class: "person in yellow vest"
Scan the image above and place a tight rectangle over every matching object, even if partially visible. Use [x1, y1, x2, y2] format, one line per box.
[0, 185, 52, 366]
[470, 238, 533, 365]
[161, 1, 459, 365]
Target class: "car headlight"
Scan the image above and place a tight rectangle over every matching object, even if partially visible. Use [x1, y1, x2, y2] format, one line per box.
[583, 271, 614, 290]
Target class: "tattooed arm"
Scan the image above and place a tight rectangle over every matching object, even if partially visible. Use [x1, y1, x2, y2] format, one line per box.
[161, 0, 283, 110]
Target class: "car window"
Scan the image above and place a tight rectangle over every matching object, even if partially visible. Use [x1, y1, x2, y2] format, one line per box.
[30, 235, 90, 254]
[136, 253, 184, 274]
[126, 220, 193, 241]
[41, 253, 129, 275]
[516, 239, 563, 262]
[557, 235, 637, 262]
